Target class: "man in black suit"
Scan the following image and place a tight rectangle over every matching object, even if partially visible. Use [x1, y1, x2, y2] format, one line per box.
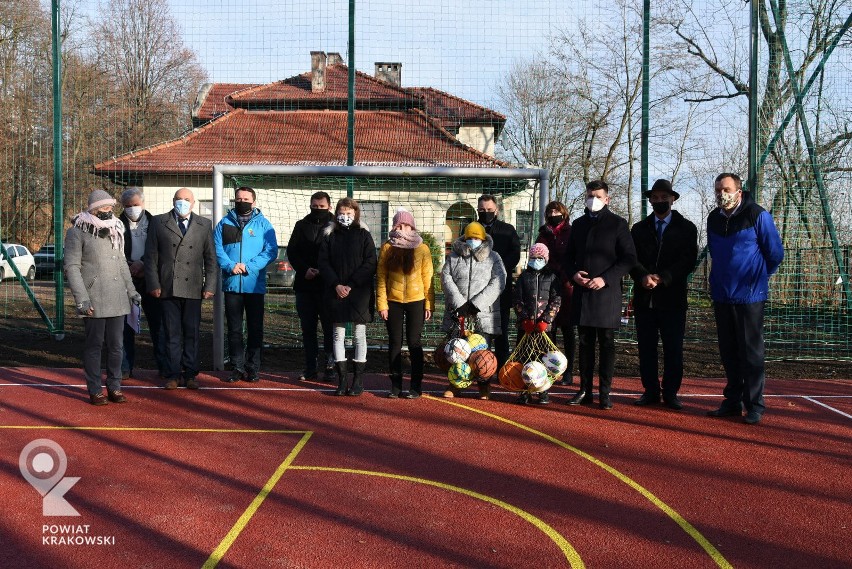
[476, 194, 521, 370]
[119, 187, 166, 379]
[144, 188, 218, 390]
[629, 179, 698, 410]
[565, 180, 637, 410]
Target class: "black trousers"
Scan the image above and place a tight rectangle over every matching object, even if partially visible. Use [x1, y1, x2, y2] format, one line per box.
[161, 296, 202, 380]
[577, 326, 616, 395]
[550, 323, 576, 378]
[295, 288, 333, 373]
[83, 316, 124, 396]
[635, 306, 686, 399]
[714, 301, 766, 414]
[225, 292, 265, 373]
[494, 290, 512, 369]
[385, 300, 425, 380]
[123, 287, 167, 375]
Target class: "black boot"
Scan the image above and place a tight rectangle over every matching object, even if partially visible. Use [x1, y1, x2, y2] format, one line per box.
[388, 374, 403, 398]
[405, 347, 423, 399]
[567, 377, 593, 405]
[599, 376, 613, 410]
[322, 354, 337, 383]
[334, 360, 348, 396]
[348, 361, 366, 396]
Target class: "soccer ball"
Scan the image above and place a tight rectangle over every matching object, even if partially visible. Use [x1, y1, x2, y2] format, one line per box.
[445, 338, 472, 364]
[465, 333, 488, 352]
[540, 350, 568, 376]
[468, 349, 497, 379]
[498, 361, 526, 391]
[522, 361, 550, 392]
[448, 361, 473, 388]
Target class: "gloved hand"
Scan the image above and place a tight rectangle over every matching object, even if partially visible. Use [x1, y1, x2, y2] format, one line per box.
[77, 300, 93, 315]
[535, 321, 548, 333]
[129, 292, 142, 306]
[455, 304, 469, 318]
[465, 301, 480, 316]
[521, 319, 535, 334]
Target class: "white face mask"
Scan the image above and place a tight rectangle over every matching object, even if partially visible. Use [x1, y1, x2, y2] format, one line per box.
[528, 258, 546, 271]
[717, 191, 740, 210]
[585, 197, 606, 213]
[124, 206, 143, 221]
[174, 199, 191, 217]
[465, 238, 482, 250]
[337, 214, 354, 227]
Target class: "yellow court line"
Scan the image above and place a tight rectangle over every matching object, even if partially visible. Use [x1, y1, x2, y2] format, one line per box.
[425, 396, 733, 569]
[289, 465, 584, 568]
[202, 431, 313, 569]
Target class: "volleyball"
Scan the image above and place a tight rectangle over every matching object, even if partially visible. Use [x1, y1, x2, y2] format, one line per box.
[498, 361, 526, 391]
[445, 338, 472, 364]
[448, 361, 473, 388]
[522, 361, 550, 392]
[468, 349, 497, 379]
[541, 350, 568, 375]
[465, 333, 488, 352]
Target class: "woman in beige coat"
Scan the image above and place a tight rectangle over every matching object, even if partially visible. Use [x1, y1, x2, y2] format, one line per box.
[65, 189, 140, 405]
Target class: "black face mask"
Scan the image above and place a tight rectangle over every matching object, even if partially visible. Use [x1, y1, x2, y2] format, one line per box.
[651, 202, 671, 215]
[478, 211, 497, 225]
[235, 201, 253, 215]
[95, 211, 114, 221]
[546, 215, 563, 227]
[309, 208, 332, 223]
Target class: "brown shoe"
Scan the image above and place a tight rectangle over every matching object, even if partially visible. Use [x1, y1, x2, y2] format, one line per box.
[89, 393, 108, 406]
[442, 388, 456, 398]
[107, 390, 127, 403]
[185, 377, 200, 390]
[163, 379, 179, 390]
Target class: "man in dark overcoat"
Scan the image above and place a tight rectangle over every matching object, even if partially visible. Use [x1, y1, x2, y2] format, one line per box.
[565, 180, 637, 410]
[629, 179, 698, 410]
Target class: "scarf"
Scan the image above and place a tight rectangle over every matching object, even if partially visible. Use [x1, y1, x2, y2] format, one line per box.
[388, 228, 423, 249]
[73, 211, 124, 250]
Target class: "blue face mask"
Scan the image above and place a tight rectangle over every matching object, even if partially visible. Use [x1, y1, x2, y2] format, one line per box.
[465, 238, 482, 250]
[528, 258, 546, 271]
[174, 199, 191, 217]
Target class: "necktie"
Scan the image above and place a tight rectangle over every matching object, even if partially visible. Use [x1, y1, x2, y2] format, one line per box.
[179, 218, 188, 236]
[657, 219, 665, 242]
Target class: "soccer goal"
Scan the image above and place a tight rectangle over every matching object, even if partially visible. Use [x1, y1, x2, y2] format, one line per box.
[211, 164, 549, 370]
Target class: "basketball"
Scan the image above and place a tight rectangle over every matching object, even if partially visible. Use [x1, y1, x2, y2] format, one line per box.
[448, 361, 473, 388]
[498, 361, 526, 391]
[432, 342, 452, 372]
[445, 337, 472, 364]
[523, 361, 550, 392]
[468, 349, 497, 379]
[465, 333, 488, 352]
[541, 350, 568, 375]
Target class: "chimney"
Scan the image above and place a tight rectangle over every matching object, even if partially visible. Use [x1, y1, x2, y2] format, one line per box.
[327, 52, 344, 66]
[311, 51, 327, 92]
[374, 62, 402, 87]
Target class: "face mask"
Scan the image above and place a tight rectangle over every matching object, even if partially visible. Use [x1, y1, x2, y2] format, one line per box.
[465, 238, 482, 250]
[477, 211, 496, 225]
[528, 258, 546, 271]
[651, 201, 670, 215]
[174, 199, 191, 217]
[717, 191, 740, 210]
[546, 215, 563, 227]
[95, 211, 114, 221]
[309, 208, 331, 222]
[235, 201, 253, 215]
[124, 206, 143, 221]
[337, 214, 354, 227]
[585, 197, 605, 213]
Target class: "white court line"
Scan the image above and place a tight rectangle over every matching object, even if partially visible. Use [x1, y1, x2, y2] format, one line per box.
[804, 396, 852, 420]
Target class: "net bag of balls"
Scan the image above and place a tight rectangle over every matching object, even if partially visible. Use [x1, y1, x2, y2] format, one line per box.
[498, 330, 565, 393]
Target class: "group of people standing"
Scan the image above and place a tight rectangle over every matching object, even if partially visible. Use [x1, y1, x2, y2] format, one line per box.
[66, 173, 783, 425]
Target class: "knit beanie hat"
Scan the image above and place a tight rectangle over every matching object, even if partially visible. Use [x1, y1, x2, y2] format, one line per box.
[87, 189, 116, 212]
[464, 221, 487, 240]
[392, 207, 416, 230]
[529, 243, 549, 262]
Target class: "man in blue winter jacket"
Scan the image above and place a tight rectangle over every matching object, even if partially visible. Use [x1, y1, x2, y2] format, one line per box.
[214, 187, 278, 382]
[706, 173, 784, 424]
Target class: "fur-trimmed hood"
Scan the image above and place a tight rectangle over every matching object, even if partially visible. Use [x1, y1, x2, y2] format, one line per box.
[322, 220, 370, 237]
[451, 234, 494, 262]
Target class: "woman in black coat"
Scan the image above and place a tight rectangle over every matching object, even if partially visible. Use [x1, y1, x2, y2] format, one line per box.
[318, 198, 377, 396]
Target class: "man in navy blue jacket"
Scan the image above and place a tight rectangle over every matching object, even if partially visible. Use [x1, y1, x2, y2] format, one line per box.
[213, 187, 278, 383]
[706, 173, 784, 424]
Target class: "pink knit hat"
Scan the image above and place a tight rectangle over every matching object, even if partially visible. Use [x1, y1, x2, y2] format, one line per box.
[529, 243, 549, 262]
[392, 208, 416, 230]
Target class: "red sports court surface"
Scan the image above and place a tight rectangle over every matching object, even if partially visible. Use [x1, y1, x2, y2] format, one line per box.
[1, 367, 850, 568]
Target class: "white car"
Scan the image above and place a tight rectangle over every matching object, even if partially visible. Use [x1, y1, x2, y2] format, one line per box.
[0, 244, 36, 281]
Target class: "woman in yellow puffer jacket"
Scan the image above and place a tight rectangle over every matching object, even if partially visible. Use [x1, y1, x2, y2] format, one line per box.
[377, 208, 435, 399]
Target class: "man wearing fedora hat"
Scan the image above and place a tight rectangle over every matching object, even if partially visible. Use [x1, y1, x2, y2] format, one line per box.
[629, 179, 698, 410]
